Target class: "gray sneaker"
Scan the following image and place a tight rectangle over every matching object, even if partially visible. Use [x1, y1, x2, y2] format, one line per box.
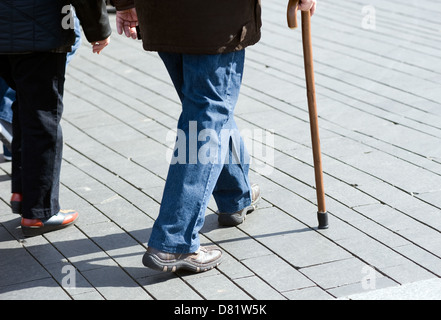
[218, 183, 261, 227]
[142, 245, 223, 273]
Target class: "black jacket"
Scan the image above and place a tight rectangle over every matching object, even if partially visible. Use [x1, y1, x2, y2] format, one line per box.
[0, 0, 111, 54]
[113, 0, 262, 55]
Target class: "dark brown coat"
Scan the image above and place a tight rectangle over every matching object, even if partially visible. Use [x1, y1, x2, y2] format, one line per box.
[113, 0, 262, 54]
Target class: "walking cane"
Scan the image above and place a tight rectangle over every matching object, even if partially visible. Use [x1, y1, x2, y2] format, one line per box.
[287, 0, 328, 229]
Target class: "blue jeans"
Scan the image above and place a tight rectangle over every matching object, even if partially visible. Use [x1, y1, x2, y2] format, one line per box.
[0, 77, 14, 123]
[148, 50, 252, 253]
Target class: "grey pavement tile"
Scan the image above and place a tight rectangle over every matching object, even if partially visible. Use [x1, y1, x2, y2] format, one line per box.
[0, 251, 50, 288]
[63, 93, 96, 116]
[0, 224, 17, 246]
[379, 262, 437, 285]
[0, 228, 52, 288]
[394, 225, 441, 258]
[81, 265, 153, 300]
[336, 235, 411, 270]
[44, 261, 99, 297]
[0, 278, 71, 300]
[300, 257, 373, 290]
[238, 206, 307, 236]
[322, 197, 369, 225]
[0, 195, 11, 217]
[353, 203, 420, 232]
[394, 244, 441, 277]
[0, 214, 22, 239]
[344, 278, 441, 300]
[255, 179, 320, 227]
[204, 226, 273, 261]
[329, 276, 398, 299]
[344, 216, 410, 248]
[259, 230, 353, 269]
[59, 187, 110, 226]
[94, 195, 155, 228]
[241, 254, 314, 292]
[259, 166, 318, 201]
[234, 276, 287, 300]
[282, 286, 335, 300]
[44, 226, 115, 272]
[19, 235, 66, 267]
[77, 221, 149, 280]
[354, 152, 441, 195]
[71, 290, 105, 300]
[215, 250, 254, 281]
[416, 191, 441, 209]
[356, 184, 441, 231]
[67, 109, 119, 131]
[61, 164, 120, 206]
[185, 273, 252, 300]
[313, 214, 363, 243]
[139, 273, 202, 300]
[63, 149, 161, 217]
[322, 176, 380, 209]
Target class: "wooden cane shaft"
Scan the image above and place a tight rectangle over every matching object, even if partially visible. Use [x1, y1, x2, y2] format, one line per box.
[301, 11, 326, 213]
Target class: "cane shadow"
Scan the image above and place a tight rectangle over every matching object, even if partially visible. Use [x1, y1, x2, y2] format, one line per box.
[201, 210, 313, 239]
[0, 174, 11, 182]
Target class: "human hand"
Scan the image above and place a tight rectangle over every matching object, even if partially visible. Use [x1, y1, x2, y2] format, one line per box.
[91, 37, 110, 54]
[299, 0, 317, 16]
[116, 8, 139, 39]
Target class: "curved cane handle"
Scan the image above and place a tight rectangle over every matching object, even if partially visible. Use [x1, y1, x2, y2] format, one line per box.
[287, 0, 300, 29]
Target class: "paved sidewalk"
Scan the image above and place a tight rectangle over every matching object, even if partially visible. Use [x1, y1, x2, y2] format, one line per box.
[1, 0, 441, 300]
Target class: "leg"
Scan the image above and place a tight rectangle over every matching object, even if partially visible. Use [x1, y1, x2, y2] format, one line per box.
[0, 76, 15, 152]
[148, 50, 250, 254]
[9, 53, 66, 219]
[0, 57, 20, 210]
[212, 125, 252, 214]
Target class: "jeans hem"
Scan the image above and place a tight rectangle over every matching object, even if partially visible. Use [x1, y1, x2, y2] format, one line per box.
[217, 195, 252, 214]
[147, 239, 200, 255]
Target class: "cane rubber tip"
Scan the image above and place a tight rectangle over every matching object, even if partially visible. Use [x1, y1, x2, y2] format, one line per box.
[317, 211, 329, 230]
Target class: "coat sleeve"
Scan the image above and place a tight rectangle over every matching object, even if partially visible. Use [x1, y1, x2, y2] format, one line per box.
[111, 0, 136, 11]
[70, 0, 112, 42]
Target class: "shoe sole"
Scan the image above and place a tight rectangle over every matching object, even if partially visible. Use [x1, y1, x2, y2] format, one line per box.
[218, 195, 261, 227]
[21, 216, 79, 237]
[142, 252, 222, 273]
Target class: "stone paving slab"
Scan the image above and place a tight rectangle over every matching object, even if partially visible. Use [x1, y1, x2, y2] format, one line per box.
[344, 278, 441, 300]
[1, 0, 441, 301]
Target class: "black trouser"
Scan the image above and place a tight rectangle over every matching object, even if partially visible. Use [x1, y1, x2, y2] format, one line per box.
[0, 52, 66, 219]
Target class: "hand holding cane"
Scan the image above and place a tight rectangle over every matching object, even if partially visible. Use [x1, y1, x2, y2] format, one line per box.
[287, 0, 328, 229]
